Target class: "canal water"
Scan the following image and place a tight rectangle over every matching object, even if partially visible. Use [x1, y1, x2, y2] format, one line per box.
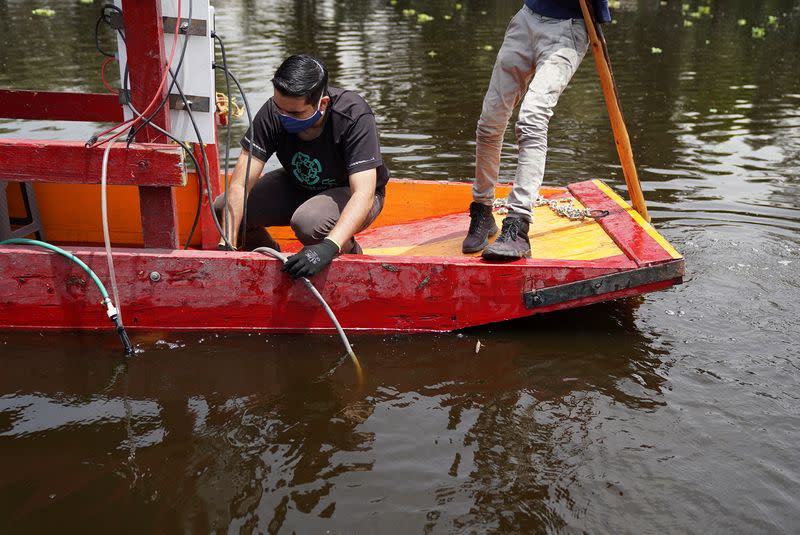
[1, 0, 799, 533]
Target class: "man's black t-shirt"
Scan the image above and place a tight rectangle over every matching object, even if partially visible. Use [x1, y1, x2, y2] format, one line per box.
[241, 87, 390, 193]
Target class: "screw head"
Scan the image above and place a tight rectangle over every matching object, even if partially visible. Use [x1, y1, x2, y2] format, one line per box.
[149, 271, 161, 282]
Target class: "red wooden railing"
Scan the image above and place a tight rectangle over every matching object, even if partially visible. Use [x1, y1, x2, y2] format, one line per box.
[0, 0, 222, 249]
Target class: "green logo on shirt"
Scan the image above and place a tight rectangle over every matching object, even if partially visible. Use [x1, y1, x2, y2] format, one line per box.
[291, 152, 322, 188]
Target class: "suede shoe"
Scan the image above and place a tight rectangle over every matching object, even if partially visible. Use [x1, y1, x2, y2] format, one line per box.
[462, 202, 499, 253]
[481, 216, 531, 260]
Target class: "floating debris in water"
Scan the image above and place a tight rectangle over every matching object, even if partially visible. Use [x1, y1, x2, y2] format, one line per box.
[475, 340, 483, 354]
[651, 47, 663, 54]
[427, 50, 438, 58]
[737, 19, 748, 26]
[155, 339, 186, 349]
[417, 13, 434, 23]
[751, 26, 766, 39]
[32, 8, 56, 16]
[482, 44, 494, 52]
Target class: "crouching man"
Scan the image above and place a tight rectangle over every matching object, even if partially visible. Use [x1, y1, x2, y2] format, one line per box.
[215, 54, 390, 278]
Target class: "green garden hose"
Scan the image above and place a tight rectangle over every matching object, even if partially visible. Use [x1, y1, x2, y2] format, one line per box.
[0, 238, 133, 354]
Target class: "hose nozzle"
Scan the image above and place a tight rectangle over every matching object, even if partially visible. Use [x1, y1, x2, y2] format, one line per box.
[110, 314, 134, 355]
[104, 298, 133, 355]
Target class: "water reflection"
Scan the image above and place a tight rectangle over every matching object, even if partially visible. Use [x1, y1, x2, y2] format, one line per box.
[0, 302, 669, 532]
[2, 0, 800, 532]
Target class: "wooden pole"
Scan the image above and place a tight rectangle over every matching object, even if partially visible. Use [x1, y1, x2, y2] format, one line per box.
[122, 0, 181, 248]
[578, 0, 650, 222]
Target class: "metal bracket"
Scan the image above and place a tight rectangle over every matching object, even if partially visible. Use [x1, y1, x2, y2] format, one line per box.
[524, 260, 684, 309]
[162, 17, 207, 36]
[168, 94, 211, 113]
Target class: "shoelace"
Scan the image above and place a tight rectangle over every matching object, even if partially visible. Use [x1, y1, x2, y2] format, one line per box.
[497, 218, 522, 242]
[468, 205, 492, 234]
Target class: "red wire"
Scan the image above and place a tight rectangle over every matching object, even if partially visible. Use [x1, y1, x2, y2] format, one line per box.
[101, 57, 118, 95]
[90, 0, 182, 147]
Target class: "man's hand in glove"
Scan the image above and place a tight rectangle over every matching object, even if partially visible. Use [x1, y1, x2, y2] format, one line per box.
[282, 238, 340, 279]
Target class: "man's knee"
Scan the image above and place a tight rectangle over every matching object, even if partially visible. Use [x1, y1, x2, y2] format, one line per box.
[290, 209, 335, 244]
[476, 119, 507, 144]
[515, 108, 551, 144]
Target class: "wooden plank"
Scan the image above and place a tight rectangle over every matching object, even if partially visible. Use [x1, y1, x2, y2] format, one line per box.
[569, 180, 681, 266]
[0, 139, 185, 186]
[121, 0, 171, 144]
[0, 90, 124, 123]
[121, 0, 178, 248]
[0, 245, 661, 332]
[578, 0, 649, 221]
[358, 208, 629, 263]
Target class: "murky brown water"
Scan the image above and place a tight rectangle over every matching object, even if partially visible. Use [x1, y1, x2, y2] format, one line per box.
[2, 0, 800, 533]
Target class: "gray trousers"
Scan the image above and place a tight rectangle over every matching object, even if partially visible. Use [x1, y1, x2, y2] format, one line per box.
[474, 6, 589, 221]
[213, 168, 384, 252]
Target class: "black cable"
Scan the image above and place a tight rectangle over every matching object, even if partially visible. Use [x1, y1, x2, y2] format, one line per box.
[212, 33, 233, 246]
[94, 4, 123, 57]
[127, 0, 193, 143]
[212, 60, 255, 251]
[116, 34, 207, 249]
[126, 93, 205, 249]
[94, 15, 115, 57]
[163, 72, 232, 249]
[116, 16, 230, 249]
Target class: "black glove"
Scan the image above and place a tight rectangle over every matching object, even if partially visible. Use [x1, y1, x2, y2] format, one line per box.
[282, 238, 339, 279]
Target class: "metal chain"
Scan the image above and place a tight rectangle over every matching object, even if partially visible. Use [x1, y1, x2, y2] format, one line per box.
[493, 196, 607, 221]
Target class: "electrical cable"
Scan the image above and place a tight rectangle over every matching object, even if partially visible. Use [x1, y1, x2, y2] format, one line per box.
[127, 0, 193, 143]
[212, 59, 255, 251]
[254, 247, 363, 386]
[0, 238, 133, 354]
[122, 72, 210, 250]
[212, 33, 234, 247]
[100, 56, 118, 94]
[112, 3, 229, 249]
[162, 69, 232, 248]
[101, 134, 124, 324]
[94, 14, 115, 58]
[87, 0, 183, 148]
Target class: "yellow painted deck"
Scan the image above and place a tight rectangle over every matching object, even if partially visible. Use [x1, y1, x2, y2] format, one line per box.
[6, 177, 628, 263]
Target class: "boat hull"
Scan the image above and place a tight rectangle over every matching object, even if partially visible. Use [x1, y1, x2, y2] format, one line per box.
[0, 179, 684, 332]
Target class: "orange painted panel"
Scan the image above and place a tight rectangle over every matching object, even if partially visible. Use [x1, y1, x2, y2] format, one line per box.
[7, 174, 545, 247]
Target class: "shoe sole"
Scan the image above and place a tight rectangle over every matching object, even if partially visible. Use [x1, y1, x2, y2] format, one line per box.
[461, 225, 499, 254]
[481, 249, 532, 261]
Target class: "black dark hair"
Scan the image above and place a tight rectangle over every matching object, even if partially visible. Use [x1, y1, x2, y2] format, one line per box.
[271, 54, 328, 104]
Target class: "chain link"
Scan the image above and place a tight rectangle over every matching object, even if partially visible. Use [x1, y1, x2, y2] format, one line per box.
[493, 196, 608, 221]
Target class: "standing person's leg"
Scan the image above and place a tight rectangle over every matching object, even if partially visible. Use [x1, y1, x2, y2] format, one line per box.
[290, 187, 384, 254]
[464, 6, 538, 254]
[507, 17, 589, 220]
[213, 168, 312, 250]
[483, 15, 588, 260]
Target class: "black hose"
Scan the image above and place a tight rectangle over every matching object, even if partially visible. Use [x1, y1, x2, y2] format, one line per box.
[212, 60, 255, 250]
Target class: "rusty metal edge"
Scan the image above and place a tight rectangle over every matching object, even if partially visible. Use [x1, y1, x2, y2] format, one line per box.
[524, 258, 685, 309]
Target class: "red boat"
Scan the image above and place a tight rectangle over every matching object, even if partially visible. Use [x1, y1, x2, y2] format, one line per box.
[0, 176, 683, 332]
[0, 0, 682, 334]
